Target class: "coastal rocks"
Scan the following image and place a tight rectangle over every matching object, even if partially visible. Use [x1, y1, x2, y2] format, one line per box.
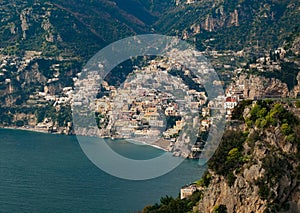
[288, 186, 300, 212]
[198, 173, 267, 213]
[197, 106, 300, 212]
[198, 143, 285, 213]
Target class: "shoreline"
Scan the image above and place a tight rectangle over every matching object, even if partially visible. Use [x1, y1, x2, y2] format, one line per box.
[125, 138, 169, 152]
[0, 126, 169, 152]
[1, 126, 51, 134]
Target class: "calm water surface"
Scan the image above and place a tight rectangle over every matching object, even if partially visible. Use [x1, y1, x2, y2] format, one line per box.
[0, 129, 205, 212]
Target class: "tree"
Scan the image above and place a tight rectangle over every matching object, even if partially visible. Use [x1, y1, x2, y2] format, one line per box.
[15, 120, 24, 127]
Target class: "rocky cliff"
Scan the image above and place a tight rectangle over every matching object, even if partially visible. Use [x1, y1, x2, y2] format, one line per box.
[198, 101, 300, 213]
[156, 0, 300, 52]
[141, 101, 300, 213]
[236, 74, 289, 99]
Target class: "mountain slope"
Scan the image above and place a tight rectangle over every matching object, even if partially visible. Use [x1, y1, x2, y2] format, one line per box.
[155, 0, 300, 52]
[0, 0, 174, 60]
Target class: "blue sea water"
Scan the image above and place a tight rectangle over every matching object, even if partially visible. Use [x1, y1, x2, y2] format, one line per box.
[0, 129, 206, 212]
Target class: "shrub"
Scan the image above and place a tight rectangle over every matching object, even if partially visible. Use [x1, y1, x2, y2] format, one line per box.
[258, 182, 270, 200]
[142, 191, 203, 213]
[208, 130, 247, 176]
[286, 134, 296, 143]
[257, 108, 267, 118]
[227, 148, 240, 162]
[250, 104, 261, 121]
[281, 123, 292, 135]
[227, 172, 236, 187]
[213, 204, 227, 213]
[195, 171, 212, 187]
[231, 100, 252, 120]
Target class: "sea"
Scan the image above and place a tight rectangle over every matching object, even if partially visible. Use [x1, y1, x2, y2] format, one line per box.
[0, 128, 206, 212]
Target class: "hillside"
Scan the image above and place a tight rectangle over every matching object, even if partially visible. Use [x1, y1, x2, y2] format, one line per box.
[0, 0, 173, 60]
[155, 0, 300, 52]
[1, 0, 300, 58]
[1, 1, 300, 211]
[142, 100, 300, 212]
[0, 0, 174, 131]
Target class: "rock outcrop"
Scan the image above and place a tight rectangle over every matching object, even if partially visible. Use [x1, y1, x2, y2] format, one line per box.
[290, 72, 300, 98]
[236, 74, 289, 99]
[198, 102, 300, 212]
[291, 36, 300, 55]
[199, 173, 267, 213]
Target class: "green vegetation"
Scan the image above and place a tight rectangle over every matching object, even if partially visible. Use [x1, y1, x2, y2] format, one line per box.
[166, 116, 182, 130]
[0, 103, 71, 128]
[168, 69, 205, 92]
[194, 171, 212, 188]
[237, 101, 300, 211]
[15, 120, 25, 127]
[0, 0, 299, 211]
[231, 100, 252, 121]
[245, 101, 298, 129]
[295, 100, 300, 108]
[0, 0, 173, 60]
[281, 123, 292, 135]
[208, 130, 247, 185]
[155, 0, 300, 52]
[56, 105, 72, 126]
[95, 112, 109, 129]
[141, 191, 202, 213]
[213, 204, 227, 213]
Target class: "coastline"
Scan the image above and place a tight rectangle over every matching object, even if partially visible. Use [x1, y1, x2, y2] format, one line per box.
[126, 138, 169, 152]
[0, 126, 169, 152]
[1, 126, 50, 134]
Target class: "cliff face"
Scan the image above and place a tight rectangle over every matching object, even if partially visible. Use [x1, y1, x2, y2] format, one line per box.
[199, 172, 267, 213]
[156, 0, 300, 52]
[198, 102, 300, 213]
[199, 130, 300, 212]
[290, 72, 300, 98]
[236, 74, 289, 99]
[200, 9, 239, 33]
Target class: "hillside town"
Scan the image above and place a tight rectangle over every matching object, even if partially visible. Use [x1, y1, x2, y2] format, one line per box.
[0, 46, 299, 157]
[72, 52, 245, 158]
